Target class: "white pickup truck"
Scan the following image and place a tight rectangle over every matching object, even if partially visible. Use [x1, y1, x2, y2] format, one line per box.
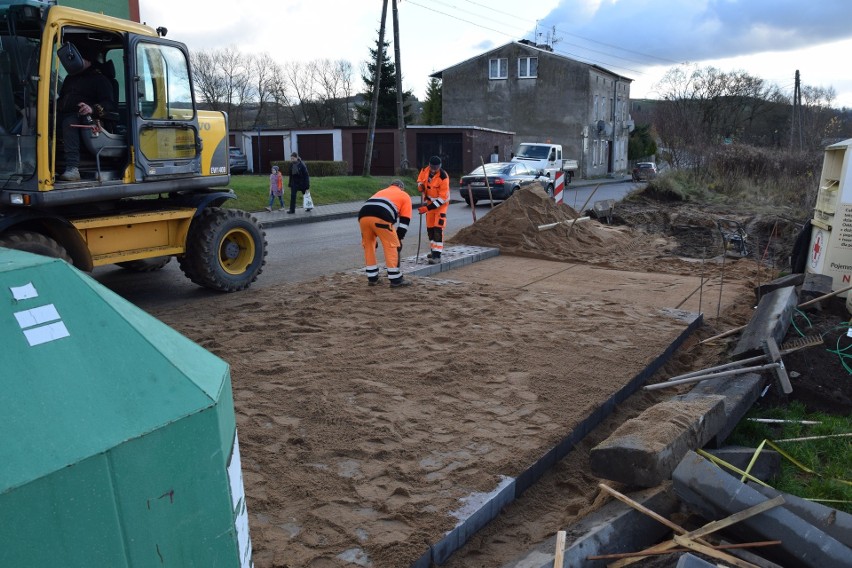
[512, 143, 578, 182]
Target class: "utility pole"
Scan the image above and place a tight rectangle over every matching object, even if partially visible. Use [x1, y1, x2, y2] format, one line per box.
[363, 0, 389, 177]
[790, 70, 802, 152]
[392, 0, 408, 173]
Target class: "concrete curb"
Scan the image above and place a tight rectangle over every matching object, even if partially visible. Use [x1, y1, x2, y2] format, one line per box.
[672, 450, 852, 568]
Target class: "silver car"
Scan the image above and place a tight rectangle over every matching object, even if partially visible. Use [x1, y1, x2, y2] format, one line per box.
[229, 147, 248, 174]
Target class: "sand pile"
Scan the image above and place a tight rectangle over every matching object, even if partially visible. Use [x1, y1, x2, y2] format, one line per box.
[450, 185, 660, 263]
[450, 185, 772, 283]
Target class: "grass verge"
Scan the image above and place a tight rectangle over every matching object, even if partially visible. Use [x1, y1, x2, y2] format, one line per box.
[218, 175, 419, 212]
[728, 401, 852, 514]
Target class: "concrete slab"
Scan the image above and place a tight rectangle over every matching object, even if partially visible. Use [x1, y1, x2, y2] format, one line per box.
[752, 484, 852, 548]
[676, 553, 717, 568]
[731, 286, 798, 359]
[673, 451, 852, 568]
[681, 373, 765, 447]
[589, 395, 727, 487]
[706, 446, 781, 482]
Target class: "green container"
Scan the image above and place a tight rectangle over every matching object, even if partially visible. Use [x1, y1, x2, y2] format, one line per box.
[0, 249, 252, 567]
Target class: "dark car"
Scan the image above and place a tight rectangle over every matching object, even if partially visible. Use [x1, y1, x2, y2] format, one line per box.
[229, 147, 248, 174]
[459, 162, 548, 205]
[631, 161, 657, 182]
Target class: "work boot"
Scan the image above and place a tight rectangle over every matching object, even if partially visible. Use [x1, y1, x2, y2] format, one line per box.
[389, 278, 412, 288]
[367, 277, 379, 286]
[59, 167, 80, 181]
[428, 253, 441, 265]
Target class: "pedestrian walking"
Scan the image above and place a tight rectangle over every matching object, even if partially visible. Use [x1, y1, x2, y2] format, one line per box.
[266, 165, 284, 211]
[286, 152, 311, 214]
[415, 155, 450, 264]
[358, 180, 413, 288]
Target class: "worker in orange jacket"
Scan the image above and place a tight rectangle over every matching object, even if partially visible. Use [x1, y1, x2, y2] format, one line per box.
[416, 155, 451, 264]
[358, 180, 413, 287]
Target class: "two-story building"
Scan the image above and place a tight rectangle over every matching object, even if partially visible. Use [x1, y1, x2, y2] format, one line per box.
[433, 40, 634, 179]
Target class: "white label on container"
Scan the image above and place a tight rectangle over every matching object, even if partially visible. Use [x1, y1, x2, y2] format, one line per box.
[23, 321, 70, 346]
[227, 431, 253, 568]
[10, 282, 38, 300]
[14, 304, 60, 328]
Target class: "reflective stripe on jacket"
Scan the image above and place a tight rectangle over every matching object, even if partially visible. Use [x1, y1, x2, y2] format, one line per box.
[358, 185, 413, 236]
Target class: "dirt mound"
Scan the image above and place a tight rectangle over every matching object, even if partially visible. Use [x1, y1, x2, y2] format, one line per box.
[449, 185, 654, 262]
[450, 186, 772, 284]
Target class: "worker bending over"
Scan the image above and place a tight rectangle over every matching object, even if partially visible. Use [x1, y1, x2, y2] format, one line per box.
[358, 180, 413, 288]
[416, 155, 450, 264]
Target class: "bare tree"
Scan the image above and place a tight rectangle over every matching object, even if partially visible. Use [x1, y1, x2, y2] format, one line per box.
[800, 85, 840, 150]
[281, 61, 316, 127]
[249, 53, 281, 129]
[190, 50, 227, 111]
[307, 59, 354, 126]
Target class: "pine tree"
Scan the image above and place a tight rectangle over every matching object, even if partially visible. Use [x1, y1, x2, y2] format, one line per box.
[354, 38, 413, 128]
[420, 78, 442, 125]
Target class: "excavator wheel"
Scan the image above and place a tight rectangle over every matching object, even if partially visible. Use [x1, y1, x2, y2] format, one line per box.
[0, 230, 73, 263]
[179, 207, 267, 292]
[116, 256, 172, 272]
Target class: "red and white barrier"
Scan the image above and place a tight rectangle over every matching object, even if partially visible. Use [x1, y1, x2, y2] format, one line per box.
[553, 171, 565, 204]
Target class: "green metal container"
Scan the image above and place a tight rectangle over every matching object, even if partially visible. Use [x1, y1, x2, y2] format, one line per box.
[0, 249, 252, 567]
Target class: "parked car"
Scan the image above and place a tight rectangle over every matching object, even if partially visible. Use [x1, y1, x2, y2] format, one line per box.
[632, 162, 657, 182]
[229, 147, 248, 174]
[459, 162, 549, 205]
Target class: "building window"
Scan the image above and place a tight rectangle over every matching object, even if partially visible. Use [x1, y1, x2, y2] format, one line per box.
[518, 57, 538, 78]
[489, 58, 508, 79]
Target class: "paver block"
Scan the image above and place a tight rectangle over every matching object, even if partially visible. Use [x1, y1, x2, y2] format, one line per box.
[590, 395, 726, 487]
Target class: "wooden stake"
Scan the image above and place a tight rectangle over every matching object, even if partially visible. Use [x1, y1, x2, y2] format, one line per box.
[480, 157, 495, 208]
[553, 530, 566, 568]
[605, 488, 784, 567]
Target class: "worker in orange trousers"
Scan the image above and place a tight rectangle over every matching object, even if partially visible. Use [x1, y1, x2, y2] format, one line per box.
[416, 155, 450, 264]
[358, 180, 413, 287]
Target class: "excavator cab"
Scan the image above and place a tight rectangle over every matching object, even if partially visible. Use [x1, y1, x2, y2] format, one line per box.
[0, 1, 265, 293]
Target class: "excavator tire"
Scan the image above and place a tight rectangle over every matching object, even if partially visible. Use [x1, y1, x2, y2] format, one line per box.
[116, 256, 172, 272]
[0, 230, 73, 263]
[179, 207, 267, 292]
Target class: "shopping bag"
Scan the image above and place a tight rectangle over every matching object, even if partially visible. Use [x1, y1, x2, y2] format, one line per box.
[303, 191, 314, 211]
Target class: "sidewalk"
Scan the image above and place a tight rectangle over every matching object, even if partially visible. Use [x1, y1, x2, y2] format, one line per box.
[252, 175, 629, 229]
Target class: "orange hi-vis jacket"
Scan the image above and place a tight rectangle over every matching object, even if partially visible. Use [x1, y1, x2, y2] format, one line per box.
[416, 166, 450, 212]
[358, 185, 413, 238]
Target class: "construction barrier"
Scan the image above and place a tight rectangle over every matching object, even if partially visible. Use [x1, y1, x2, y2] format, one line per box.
[553, 171, 565, 204]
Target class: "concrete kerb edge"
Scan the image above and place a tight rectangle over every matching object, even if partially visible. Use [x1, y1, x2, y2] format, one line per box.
[421, 312, 704, 567]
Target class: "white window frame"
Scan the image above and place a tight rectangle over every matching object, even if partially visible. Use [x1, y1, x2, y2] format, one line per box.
[518, 57, 538, 78]
[489, 58, 508, 80]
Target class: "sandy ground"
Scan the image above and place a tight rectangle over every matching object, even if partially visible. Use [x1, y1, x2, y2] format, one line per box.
[150, 187, 767, 567]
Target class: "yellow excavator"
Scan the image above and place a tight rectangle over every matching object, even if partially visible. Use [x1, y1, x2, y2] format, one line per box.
[0, 0, 266, 291]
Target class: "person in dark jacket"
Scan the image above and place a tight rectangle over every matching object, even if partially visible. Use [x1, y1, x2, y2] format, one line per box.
[57, 42, 116, 181]
[286, 152, 311, 213]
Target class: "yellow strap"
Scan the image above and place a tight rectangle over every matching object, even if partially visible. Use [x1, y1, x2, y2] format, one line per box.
[696, 449, 771, 487]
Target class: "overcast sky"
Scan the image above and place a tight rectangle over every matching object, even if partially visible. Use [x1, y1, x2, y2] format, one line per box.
[138, 0, 852, 108]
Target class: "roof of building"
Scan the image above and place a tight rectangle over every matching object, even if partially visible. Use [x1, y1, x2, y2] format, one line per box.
[430, 40, 633, 83]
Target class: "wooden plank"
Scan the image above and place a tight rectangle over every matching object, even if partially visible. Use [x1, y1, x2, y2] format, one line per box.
[673, 535, 762, 568]
[608, 495, 784, 567]
[553, 530, 566, 568]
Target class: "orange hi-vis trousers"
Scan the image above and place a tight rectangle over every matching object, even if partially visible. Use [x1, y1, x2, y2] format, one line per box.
[425, 206, 447, 255]
[359, 216, 402, 283]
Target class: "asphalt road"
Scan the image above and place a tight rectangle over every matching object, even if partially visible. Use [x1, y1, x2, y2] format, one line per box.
[92, 179, 639, 311]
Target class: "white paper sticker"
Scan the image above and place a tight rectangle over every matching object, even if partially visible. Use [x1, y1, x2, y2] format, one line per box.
[10, 282, 38, 300]
[227, 432, 253, 568]
[14, 304, 60, 328]
[23, 321, 70, 346]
